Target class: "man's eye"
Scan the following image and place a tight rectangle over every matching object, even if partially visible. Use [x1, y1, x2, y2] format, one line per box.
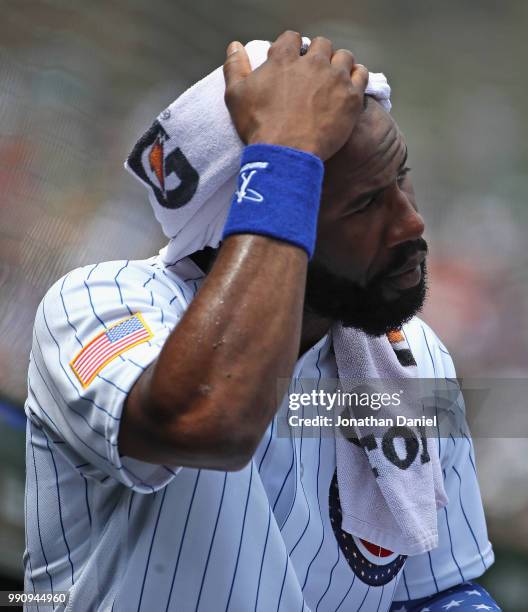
[354, 196, 377, 214]
[397, 166, 411, 185]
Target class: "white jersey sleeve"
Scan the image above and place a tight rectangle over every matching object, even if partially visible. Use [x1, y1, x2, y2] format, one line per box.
[26, 258, 195, 493]
[394, 317, 495, 600]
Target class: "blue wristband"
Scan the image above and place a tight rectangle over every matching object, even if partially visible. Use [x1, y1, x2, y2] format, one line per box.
[222, 144, 324, 258]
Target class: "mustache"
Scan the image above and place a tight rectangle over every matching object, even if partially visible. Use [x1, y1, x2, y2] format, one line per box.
[379, 238, 429, 279]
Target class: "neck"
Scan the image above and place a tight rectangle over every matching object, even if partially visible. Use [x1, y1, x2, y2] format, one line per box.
[299, 308, 333, 358]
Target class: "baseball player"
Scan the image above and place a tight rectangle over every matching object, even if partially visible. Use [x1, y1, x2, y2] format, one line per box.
[24, 31, 500, 611]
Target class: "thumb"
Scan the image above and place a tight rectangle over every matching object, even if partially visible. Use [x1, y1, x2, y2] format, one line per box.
[223, 41, 252, 89]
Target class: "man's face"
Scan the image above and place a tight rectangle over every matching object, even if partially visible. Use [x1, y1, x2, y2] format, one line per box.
[305, 98, 428, 336]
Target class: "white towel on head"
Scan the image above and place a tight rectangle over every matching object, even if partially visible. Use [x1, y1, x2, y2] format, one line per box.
[125, 38, 391, 265]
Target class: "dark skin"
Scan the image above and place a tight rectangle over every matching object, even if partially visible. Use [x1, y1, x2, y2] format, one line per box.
[300, 98, 425, 352]
[119, 31, 424, 471]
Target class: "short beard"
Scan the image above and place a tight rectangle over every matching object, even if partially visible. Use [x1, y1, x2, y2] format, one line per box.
[304, 244, 428, 337]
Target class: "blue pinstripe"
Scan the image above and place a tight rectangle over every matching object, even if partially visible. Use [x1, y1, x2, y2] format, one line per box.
[86, 263, 98, 279]
[96, 375, 129, 394]
[123, 356, 147, 371]
[421, 325, 437, 377]
[357, 585, 371, 611]
[375, 585, 385, 612]
[277, 383, 298, 531]
[272, 436, 295, 513]
[82, 475, 92, 528]
[165, 471, 202, 612]
[279, 351, 323, 611]
[314, 544, 341, 611]
[162, 269, 193, 304]
[143, 272, 156, 287]
[300, 430, 323, 590]
[275, 555, 290, 612]
[44, 436, 75, 584]
[435, 405, 442, 458]
[287, 407, 311, 556]
[225, 463, 254, 611]
[461, 430, 478, 475]
[23, 435, 39, 612]
[137, 488, 168, 612]
[279, 435, 298, 532]
[29, 424, 54, 594]
[389, 579, 399, 605]
[442, 482, 465, 583]
[401, 568, 411, 599]
[60, 274, 83, 348]
[181, 272, 204, 281]
[301, 350, 324, 590]
[114, 261, 134, 316]
[257, 418, 275, 472]
[427, 551, 439, 592]
[253, 504, 272, 612]
[84, 269, 107, 329]
[195, 473, 228, 612]
[128, 493, 135, 522]
[452, 466, 487, 570]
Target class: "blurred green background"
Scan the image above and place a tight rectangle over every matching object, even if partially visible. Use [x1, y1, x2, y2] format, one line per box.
[1, 0, 527, 609]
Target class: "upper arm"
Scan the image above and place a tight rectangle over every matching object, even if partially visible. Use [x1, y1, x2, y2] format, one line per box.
[26, 260, 189, 492]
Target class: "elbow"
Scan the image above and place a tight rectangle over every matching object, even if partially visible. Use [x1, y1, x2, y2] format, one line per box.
[190, 416, 262, 472]
[157, 401, 265, 472]
[124, 366, 268, 470]
[218, 428, 261, 471]
[202, 394, 271, 471]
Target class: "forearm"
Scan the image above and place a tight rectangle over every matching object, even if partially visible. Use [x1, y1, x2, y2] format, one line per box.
[121, 233, 307, 469]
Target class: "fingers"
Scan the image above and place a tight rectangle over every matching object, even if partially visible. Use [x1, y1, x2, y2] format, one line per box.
[330, 49, 356, 74]
[223, 41, 252, 89]
[268, 30, 302, 60]
[306, 36, 333, 60]
[350, 63, 369, 93]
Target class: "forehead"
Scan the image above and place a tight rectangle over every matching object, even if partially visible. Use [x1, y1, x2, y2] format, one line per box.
[324, 98, 404, 193]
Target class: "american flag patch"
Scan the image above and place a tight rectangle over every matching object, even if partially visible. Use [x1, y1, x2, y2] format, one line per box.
[70, 313, 153, 388]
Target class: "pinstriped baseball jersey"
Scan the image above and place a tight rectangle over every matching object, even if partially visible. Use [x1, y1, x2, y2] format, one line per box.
[24, 256, 494, 611]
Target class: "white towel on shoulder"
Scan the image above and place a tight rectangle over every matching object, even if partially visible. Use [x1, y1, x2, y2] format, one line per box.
[333, 324, 447, 555]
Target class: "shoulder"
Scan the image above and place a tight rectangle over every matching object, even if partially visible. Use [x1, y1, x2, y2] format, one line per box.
[45, 258, 162, 298]
[402, 316, 456, 378]
[34, 256, 203, 345]
[40, 256, 200, 313]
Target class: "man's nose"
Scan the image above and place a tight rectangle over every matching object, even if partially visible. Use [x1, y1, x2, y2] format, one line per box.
[384, 190, 425, 248]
